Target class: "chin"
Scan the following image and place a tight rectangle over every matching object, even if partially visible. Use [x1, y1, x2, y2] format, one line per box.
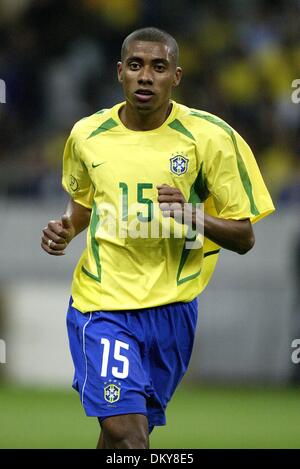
[135, 102, 155, 112]
[138, 104, 154, 111]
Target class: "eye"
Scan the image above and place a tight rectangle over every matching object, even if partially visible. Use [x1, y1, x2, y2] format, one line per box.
[129, 62, 141, 71]
[154, 64, 166, 72]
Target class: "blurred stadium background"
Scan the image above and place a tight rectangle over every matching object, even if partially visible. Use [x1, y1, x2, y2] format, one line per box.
[0, 0, 300, 449]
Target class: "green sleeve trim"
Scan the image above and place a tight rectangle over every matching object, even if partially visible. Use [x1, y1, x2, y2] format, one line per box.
[190, 111, 259, 216]
[87, 118, 118, 139]
[168, 119, 195, 141]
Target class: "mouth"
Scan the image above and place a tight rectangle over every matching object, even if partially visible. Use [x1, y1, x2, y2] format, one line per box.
[134, 89, 154, 103]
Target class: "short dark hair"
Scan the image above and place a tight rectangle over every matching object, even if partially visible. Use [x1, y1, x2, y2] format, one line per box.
[121, 27, 179, 65]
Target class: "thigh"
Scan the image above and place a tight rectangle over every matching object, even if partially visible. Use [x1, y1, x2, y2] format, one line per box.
[76, 310, 151, 419]
[66, 299, 88, 393]
[146, 298, 198, 422]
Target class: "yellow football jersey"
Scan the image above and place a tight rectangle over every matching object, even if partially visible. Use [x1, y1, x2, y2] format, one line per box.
[62, 101, 275, 312]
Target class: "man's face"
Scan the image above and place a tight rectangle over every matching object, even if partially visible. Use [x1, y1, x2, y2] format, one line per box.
[117, 40, 182, 112]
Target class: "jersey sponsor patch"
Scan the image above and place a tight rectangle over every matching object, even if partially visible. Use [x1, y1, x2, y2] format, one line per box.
[170, 154, 189, 175]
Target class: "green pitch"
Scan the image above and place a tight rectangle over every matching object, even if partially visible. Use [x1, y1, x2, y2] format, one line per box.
[0, 384, 299, 448]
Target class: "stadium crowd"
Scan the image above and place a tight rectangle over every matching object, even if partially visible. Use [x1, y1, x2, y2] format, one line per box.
[0, 0, 299, 205]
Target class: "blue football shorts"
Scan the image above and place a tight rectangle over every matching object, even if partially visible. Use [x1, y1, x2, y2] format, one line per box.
[66, 296, 198, 430]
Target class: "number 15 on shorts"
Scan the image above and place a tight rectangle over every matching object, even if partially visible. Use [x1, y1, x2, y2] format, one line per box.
[100, 338, 129, 379]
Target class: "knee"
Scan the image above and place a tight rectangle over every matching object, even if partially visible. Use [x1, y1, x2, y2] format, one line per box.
[102, 415, 149, 449]
[108, 432, 148, 449]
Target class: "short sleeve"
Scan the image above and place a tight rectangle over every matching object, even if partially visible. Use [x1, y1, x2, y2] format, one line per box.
[203, 129, 275, 224]
[62, 131, 94, 209]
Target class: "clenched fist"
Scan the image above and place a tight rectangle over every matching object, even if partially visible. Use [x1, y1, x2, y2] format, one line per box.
[41, 215, 75, 256]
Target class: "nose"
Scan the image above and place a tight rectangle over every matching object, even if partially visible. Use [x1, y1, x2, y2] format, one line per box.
[137, 66, 153, 86]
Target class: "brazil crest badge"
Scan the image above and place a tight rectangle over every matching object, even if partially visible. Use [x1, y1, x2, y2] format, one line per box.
[104, 382, 121, 404]
[170, 155, 189, 175]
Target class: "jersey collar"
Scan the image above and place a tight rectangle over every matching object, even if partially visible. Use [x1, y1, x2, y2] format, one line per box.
[111, 100, 178, 133]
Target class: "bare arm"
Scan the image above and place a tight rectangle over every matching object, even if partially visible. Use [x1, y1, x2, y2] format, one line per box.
[196, 212, 254, 255]
[41, 199, 91, 256]
[157, 185, 255, 255]
[64, 198, 92, 238]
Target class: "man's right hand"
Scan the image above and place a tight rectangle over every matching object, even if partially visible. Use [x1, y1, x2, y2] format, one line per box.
[41, 215, 75, 256]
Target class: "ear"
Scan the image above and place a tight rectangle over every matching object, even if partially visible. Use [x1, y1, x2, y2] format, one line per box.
[173, 67, 182, 87]
[117, 61, 123, 83]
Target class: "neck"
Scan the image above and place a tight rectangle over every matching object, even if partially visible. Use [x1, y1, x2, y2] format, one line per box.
[119, 100, 173, 131]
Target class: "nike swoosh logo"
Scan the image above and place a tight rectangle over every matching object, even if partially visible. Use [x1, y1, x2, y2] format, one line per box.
[92, 161, 106, 168]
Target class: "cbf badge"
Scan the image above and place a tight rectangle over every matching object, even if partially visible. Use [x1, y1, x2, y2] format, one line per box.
[104, 381, 121, 404]
[170, 155, 189, 175]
